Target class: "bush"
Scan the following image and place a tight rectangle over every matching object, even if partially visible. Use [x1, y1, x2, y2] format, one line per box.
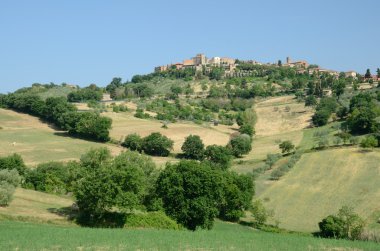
[124, 211, 180, 230]
[279, 140, 295, 154]
[122, 134, 142, 151]
[142, 133, 173, 156]
[239, 124, 254, 137]
[181, 135, 205, 160]
[312, 109, 331, 126]
[360, 136, 378, 149]
[270, 152, 302, 180]
[0, 169, 21, 207]
[250, 199, 274, 227]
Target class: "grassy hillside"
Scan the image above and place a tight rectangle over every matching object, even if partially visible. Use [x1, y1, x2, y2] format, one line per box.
[0, 108, 122, 165]
[0, 188, 73, 224]
[1, 220, 378, 250]
[258, 148, 380, 232]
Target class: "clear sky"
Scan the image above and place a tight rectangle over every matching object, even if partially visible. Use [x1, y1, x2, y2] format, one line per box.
[0, 0, 379, 93]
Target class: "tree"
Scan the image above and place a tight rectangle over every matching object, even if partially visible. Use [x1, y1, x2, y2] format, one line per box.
[181, 135, 205, 160]
[279, 140, 295, 154]
[318, 206, 365, 240]
[365, 69, 371, 79]
[170, 85, 182, 97]
[0, 169, 21, 206]
[204, 145, 233, 170]
[250, 199, 273, 227]
[239, 124, 254, 137]
[74, 112, 112, 142]
[74, 150, 156, 226]
[305, 95, 317, 107]
[142, 133, 174, 156]
[312, 109, 331, 126]
[122, 134, 143, 151]
[377, 68, 380, 78]
[228, 135, 252, 157]
[156, 161, 223, 230]
[0, 154, 27, 176]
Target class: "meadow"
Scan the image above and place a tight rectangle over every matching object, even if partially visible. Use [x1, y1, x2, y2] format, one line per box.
[1, 220, 379, 251]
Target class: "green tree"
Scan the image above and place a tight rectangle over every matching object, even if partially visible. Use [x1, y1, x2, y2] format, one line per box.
[142, 132, 174, 156]
[0, 169, 21, 206]
[204, 145, 233, 170]
[156, 161, 223, 230]
[377, 68, 380, 78]
[122, 134, 143, 151]
[279, 140, 295, 154]
[228, 135, 252, 157]
[365, 69, 371, 79]
[181, 135, 205, 160]
[239, 124, 254, 137]
[0, 154, 27, 176]
[250, 199, 273, 227]
[312, 109, 331, 126]
[305, 95, 317, 107]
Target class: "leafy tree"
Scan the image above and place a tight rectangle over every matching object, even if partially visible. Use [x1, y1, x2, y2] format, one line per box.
[312, 109, 331, 126]
[0, 169, 21, 206]
[250, 199, 273, 227]
[80, 147, 112, 169]
[318, 206, 365, 240]
[228, 135, 252, 157]
[156, 161, 223, 230]
[305, 95, 317, 107]
[122, 134, 143, 151]
[74, 112, 112, 141]
[170, 85, 182, 97]
[347, 107, 378, 134]
[181, 135, 205, 160]
[0, 154, 27, 176]
[377, 68, 380, 78]
[239, 124, 254, 137]
[142, 133, 174, 156]
[218, 172, 254, 222]
[204, 145, 233, 170]
[279, 140, 295, 154]
[74, 150, 156, 225]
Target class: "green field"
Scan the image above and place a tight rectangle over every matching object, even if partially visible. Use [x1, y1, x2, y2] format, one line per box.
[0, 221, 378, 251]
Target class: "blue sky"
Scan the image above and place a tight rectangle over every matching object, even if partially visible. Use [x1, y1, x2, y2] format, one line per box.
[0, 0, 379, 93]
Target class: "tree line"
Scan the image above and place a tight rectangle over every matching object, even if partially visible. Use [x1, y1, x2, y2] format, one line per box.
[0, 92, 112, 142]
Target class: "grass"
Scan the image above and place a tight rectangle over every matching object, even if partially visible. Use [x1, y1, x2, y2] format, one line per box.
[0, 108, 122, 165]
[0, 220, 379, 250]
[0, 188, 74, 224]
[258, 147, 380, 232]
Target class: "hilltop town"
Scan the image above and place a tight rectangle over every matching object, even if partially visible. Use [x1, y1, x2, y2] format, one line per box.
[154, 53, 376, 80]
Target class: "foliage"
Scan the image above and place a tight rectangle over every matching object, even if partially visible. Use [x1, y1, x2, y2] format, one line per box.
[360, 136, 378, 149]
[250, 199, 273, 227]
[156, 161, 223, 230]
[181, 135, 205, 160]
[124, 212, 180, 230]
[228, 134, 252, 157]
[279, 140, 295, 154]
[270, 152, 302, 180]
[0, 169, 21, 206]
[0, 154, 27, 176]
[141, 132, 174, 157]
[122, 134, 143, 151]
[318, 206, 365, 240]
[239, 124, 254, 137]
[67, 85, 103, 102]
[204, 145, 233, 170]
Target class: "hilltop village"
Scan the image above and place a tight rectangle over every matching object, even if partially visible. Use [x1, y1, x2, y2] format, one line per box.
[154, 53, 369, 80]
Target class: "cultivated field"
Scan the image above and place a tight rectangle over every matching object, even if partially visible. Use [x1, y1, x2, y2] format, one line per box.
[1, 220, 378, 251]
[258, 148, 380, 232]
[0, 108, 122, 165]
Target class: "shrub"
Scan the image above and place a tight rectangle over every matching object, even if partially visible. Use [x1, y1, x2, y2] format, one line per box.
[122, 134, 142, 151]
[181, 135, 205, 160]
[124, 211, 180, 230]
[239, 124, 254, 137]
[360, 136, 378, 149]
[279, 140, 295, 154]
[312, 109, 331, 126]
[250, 199, 274, 227]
